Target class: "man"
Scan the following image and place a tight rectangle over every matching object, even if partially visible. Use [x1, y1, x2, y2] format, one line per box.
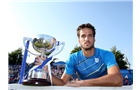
[36, 23, 123, 86]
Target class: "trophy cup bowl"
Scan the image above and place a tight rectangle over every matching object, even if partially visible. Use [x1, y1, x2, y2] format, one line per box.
[32, 34, 56, 56]
[22, 34, 61, 86]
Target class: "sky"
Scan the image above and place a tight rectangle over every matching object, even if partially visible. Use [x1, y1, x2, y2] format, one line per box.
[6, 0, 133, 69]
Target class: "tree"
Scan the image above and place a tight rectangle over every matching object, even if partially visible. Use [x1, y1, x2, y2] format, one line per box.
[70, 45, 128, 69]
[111, 46, 128, 69]
[70, 45, 81, 54]
[8, 47, 23, 65]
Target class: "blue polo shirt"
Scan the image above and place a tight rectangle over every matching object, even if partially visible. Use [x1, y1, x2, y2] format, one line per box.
[64, 47, 118, 80]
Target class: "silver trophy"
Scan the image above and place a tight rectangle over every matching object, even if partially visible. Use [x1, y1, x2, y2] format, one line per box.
[19, 34, 65, 86]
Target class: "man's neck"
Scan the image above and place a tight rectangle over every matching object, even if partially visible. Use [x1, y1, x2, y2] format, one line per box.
[82, 47, 95, 57]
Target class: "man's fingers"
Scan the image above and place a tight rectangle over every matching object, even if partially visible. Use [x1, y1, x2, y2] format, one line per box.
[65, 81, 80, 87]
[43, 66, 48, 72]
[34, 62, 41, 65]
[36, 56, 46, 61]
[34, 57, 42, 65]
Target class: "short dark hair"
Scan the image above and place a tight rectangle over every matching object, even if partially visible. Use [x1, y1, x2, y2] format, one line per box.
[77, 23, 96, 38]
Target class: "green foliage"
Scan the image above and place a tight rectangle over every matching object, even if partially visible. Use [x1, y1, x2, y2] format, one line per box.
[111, 46, 128, 69]
[8, 47, 23, 65]
[70, 45, 81, 54]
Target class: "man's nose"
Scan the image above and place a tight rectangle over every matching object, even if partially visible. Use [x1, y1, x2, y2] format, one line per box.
[85, 36, 89, 40]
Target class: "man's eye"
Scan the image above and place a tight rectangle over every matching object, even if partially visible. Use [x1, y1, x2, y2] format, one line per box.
[89, 35, 93, 37]
[81, 35, 85, 38]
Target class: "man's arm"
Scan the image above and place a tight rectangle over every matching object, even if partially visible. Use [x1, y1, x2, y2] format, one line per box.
[48, 73, 71, 86]
[65, 65, 123, 86]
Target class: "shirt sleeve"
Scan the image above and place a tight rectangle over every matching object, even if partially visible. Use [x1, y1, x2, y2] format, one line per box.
[104, 51, 118, 69]
[64, 54, 75, 76]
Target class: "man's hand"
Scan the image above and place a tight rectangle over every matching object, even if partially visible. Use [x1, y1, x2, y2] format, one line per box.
[65, 80, 83, 87]
[43, 65, 48, 72]
[35, 56, 48, 72]
[35, 56, 46, 65]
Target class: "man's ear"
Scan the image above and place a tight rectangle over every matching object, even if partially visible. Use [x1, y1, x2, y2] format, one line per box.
[94, 38, 96, 42]
[78, 38, 80, 43]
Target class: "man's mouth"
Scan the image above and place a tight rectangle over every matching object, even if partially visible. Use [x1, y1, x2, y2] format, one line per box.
[84, 41, 90, 45]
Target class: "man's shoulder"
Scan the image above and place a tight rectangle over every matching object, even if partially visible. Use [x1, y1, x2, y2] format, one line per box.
[69, 50, 82, 59]
[95, 47, 114, 57]
[96, 47, 112, 53]
[70, 50, 82, 56]
[66, 50, 82, 64]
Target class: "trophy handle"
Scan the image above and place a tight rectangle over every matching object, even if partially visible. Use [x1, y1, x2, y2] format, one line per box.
[55, 41, 65, 55]
[48, 41, 65, 57]
[23, 37, 32, 46]
[23, 37, 39, 56]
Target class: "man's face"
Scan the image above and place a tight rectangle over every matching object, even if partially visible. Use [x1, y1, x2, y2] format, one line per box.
[78, 28, 95, 50]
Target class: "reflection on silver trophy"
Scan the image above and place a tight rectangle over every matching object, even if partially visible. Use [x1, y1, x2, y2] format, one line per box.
[18, 34, 65, 86]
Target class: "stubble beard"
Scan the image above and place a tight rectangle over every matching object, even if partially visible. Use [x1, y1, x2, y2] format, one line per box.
[81, 44, 94, 51]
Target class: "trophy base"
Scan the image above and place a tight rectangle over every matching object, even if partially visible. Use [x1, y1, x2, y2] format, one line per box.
[22, 78, 51, 86]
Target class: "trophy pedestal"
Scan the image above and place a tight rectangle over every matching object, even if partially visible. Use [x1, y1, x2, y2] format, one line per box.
[22, 78, 51, 86]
